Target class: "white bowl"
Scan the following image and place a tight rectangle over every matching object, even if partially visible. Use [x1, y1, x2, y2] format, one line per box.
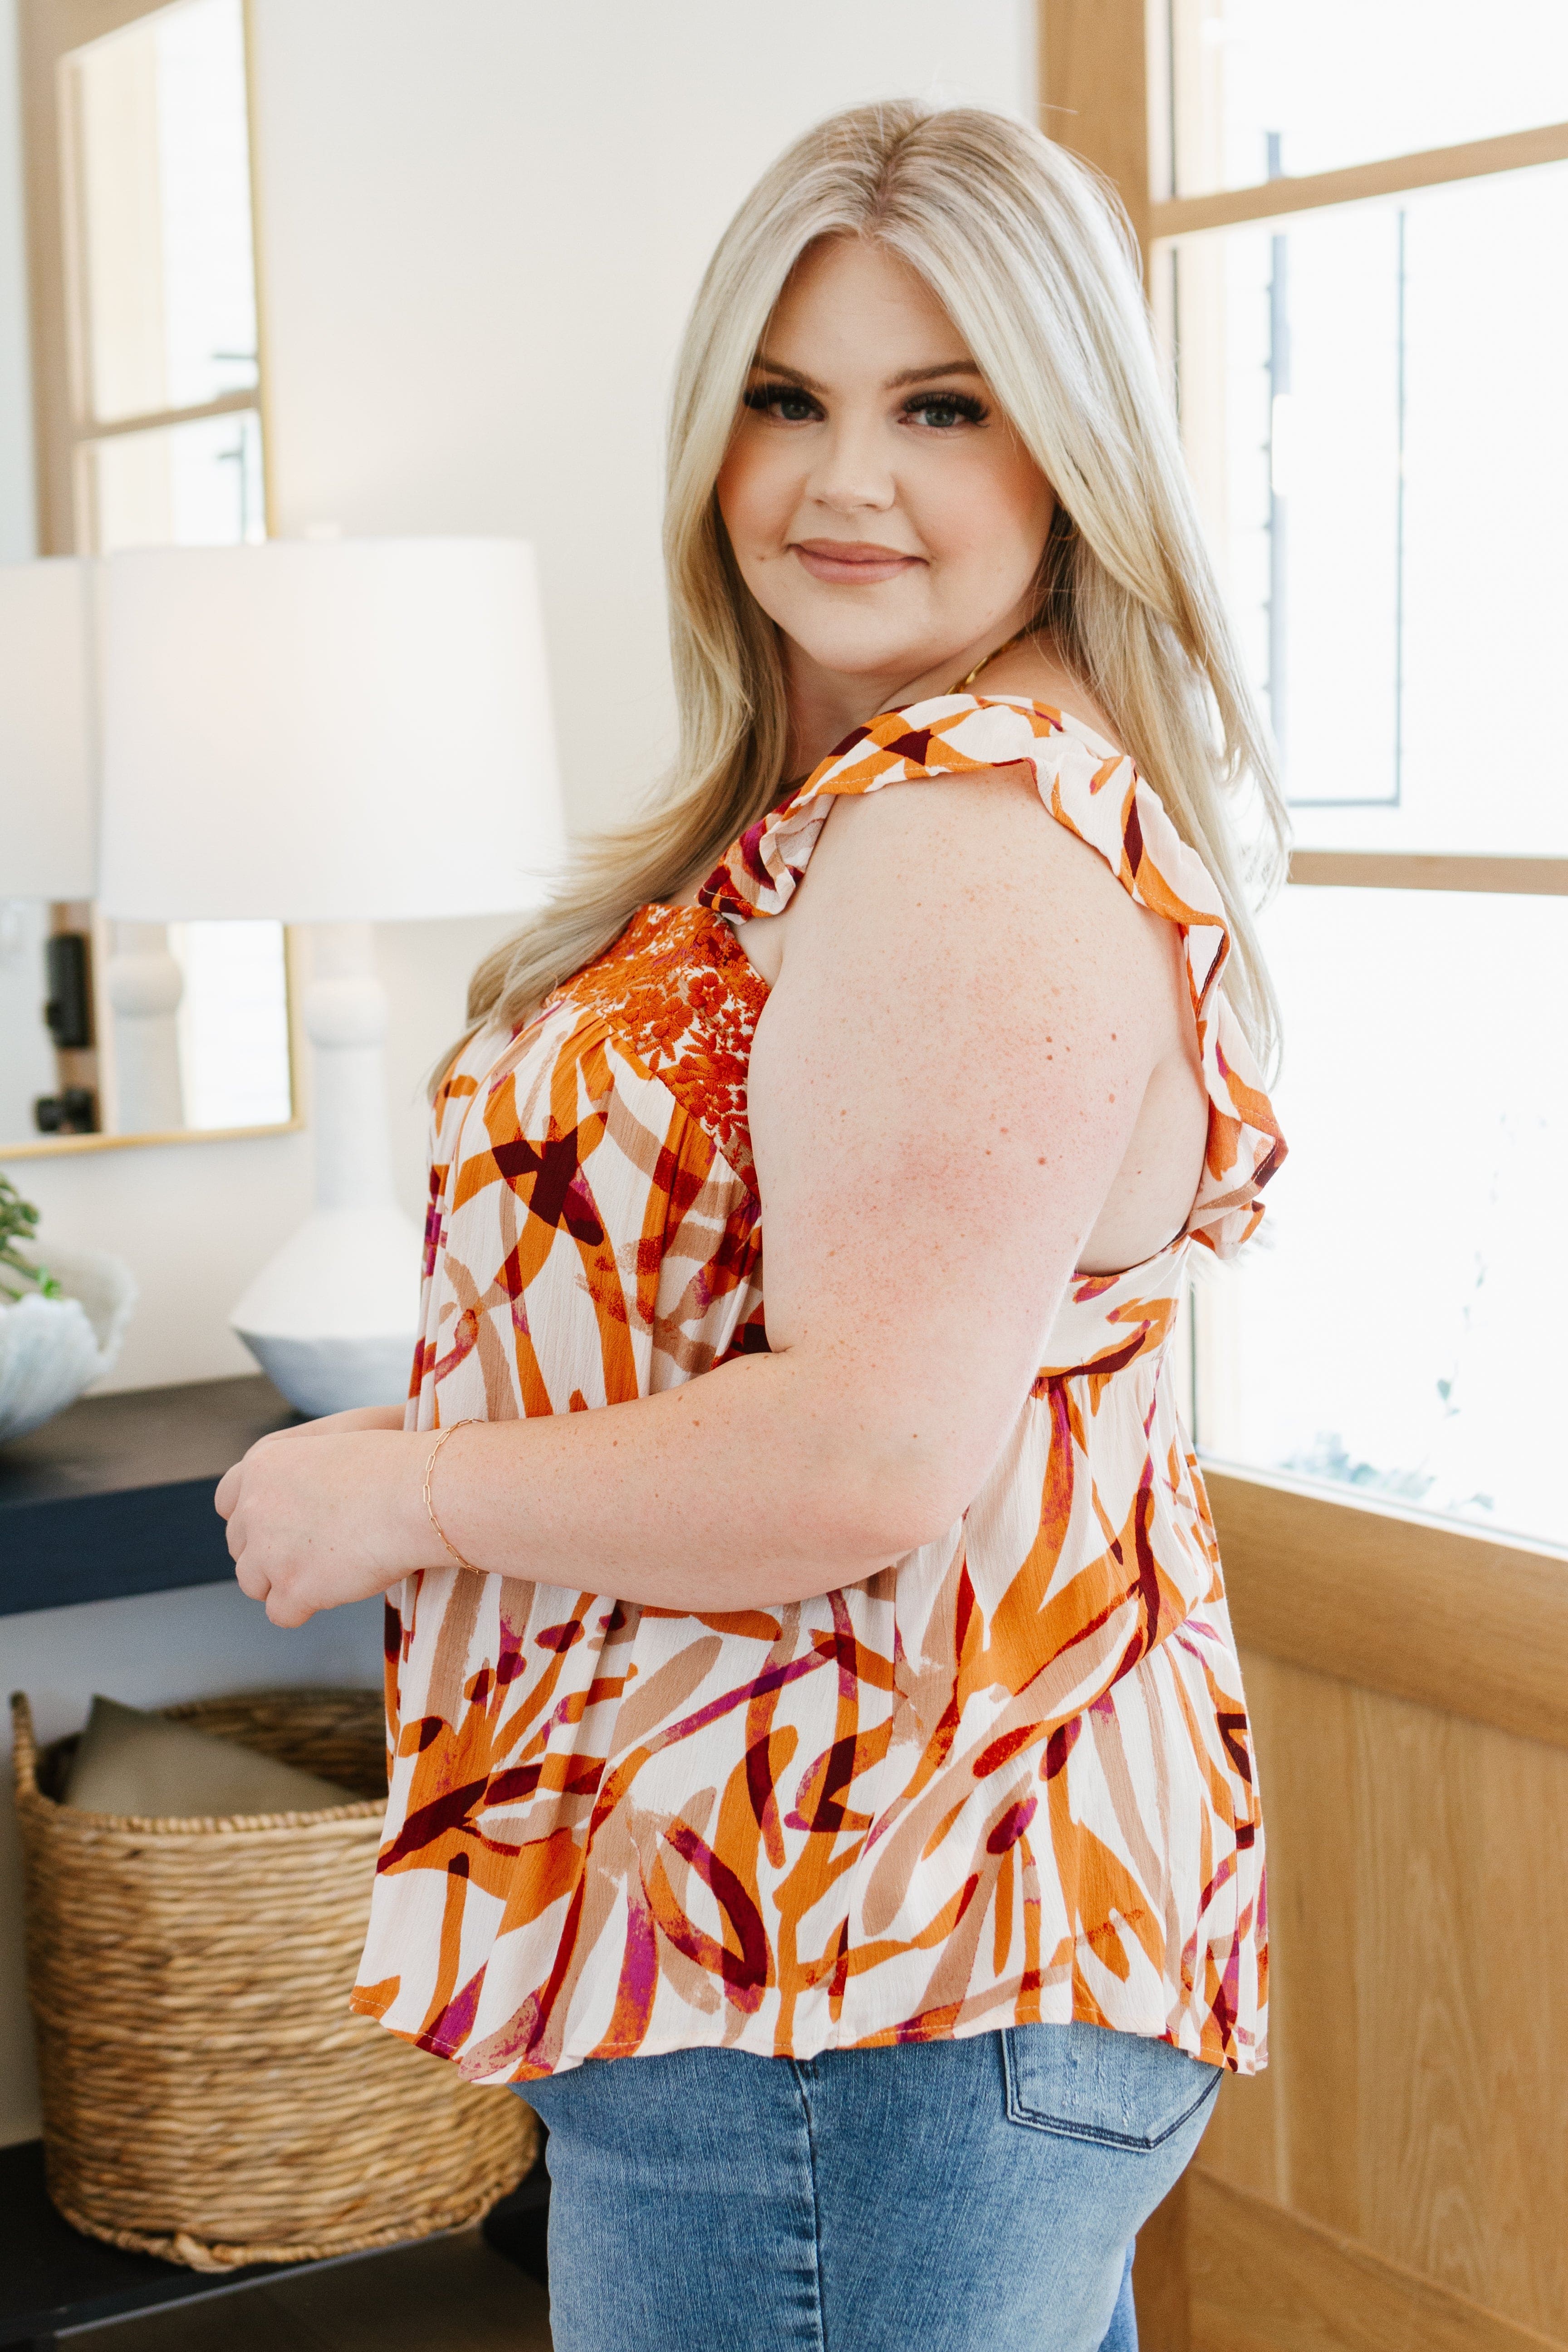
[0, 1245, 138, 1444]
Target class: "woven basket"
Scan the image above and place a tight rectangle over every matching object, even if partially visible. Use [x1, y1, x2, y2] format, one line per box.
[11, 1686, 535, 2273]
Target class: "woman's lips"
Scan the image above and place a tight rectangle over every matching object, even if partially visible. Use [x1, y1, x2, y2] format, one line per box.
[791, 539, 925, 585]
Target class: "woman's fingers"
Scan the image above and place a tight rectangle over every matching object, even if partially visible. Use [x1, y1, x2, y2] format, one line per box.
[233, 1539, 271, 1604]
[226, 1491, 274, 1602]
[217, 1425, 415, 1622]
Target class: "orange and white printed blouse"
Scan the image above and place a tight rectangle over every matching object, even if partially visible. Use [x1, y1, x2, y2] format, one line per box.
[351, 694, 1285, 2082]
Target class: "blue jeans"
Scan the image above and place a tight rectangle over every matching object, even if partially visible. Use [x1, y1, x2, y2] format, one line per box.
[519, 2022, 1220, 2351]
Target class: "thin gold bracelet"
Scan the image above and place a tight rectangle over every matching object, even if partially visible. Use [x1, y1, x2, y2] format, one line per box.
[422, 1418, 482, 1572]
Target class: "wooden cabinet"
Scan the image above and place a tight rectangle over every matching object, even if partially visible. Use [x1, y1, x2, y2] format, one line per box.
[1133, 1473, 1568, 2350]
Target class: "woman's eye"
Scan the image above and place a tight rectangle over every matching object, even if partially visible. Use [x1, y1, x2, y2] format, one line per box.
[906, 392, 988, 430]
[743, 385, 821, 423]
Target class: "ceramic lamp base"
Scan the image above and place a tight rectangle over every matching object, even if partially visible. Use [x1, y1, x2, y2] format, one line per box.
[228, 926, 422, 1421]
[229, 1201, 421, 1420]
[234, 1327, 416, 1421]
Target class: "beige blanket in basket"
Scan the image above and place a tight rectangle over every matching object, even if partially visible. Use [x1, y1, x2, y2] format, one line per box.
[64, 1695, 353, 1818]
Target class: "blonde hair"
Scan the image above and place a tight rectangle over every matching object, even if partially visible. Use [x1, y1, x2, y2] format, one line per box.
[462, 99, 1287, 1073]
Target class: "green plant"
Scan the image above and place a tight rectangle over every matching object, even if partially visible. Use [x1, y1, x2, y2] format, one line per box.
[0, 1172, 61, 1303]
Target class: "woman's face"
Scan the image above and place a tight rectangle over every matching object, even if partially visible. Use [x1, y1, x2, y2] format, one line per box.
[716, 235, 1055, 702]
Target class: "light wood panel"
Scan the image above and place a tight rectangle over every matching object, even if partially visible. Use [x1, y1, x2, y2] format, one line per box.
[1131, 2174, 1191, 2352]
[1186, 2171, 1564, 2352]
[1153, 118, 1568, 241]
[1194, 1651, 1568, 2342]
[1205, 1467, 1568, 1750]
[1289, 852, 1568, 896]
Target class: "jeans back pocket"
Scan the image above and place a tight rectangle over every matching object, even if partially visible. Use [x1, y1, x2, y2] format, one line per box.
[1003, 2021, 1221, 2151]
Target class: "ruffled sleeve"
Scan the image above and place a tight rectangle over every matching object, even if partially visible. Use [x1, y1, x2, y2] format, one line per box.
[698, 692, 1285, 1257]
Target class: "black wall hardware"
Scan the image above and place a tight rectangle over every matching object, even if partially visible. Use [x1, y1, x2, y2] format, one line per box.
[32, 1088, 97, 1136]
[42, 933, 92, 1050]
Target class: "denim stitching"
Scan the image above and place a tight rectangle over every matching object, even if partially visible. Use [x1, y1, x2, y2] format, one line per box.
[1001, 2031, 1222, 2150]
[789, 2059, 830, 2352]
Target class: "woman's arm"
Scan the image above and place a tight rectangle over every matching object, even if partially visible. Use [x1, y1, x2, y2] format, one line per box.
[217, 769, 1178, 1626]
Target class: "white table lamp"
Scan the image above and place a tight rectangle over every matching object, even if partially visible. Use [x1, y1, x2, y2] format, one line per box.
[97, 537, 566, 1416]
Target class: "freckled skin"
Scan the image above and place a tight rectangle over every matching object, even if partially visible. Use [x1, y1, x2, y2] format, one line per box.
[217, 234, 1210, 1625]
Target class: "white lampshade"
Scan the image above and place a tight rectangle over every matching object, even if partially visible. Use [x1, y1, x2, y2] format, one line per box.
[0, 557, 98, 901]
[97, 536, 565, 921]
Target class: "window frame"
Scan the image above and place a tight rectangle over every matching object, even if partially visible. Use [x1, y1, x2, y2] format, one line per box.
[1039, 0, 1568, 1702]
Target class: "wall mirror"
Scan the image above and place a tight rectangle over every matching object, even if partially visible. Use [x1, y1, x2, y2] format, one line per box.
[3, 0, 297, 1155]
[0, 897, 296, 1153]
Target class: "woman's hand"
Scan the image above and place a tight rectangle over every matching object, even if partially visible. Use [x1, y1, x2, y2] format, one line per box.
[216, 1416, 437, 1627]
[257, 1403, 409, 1442]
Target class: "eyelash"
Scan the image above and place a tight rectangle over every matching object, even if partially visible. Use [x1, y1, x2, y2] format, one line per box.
[741, 384, 989, 428]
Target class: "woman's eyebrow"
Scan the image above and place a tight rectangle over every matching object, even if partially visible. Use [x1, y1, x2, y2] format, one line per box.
[750, 356, 825, 391]
[886, 360, 984, 387]
[747, 357, 984, 392]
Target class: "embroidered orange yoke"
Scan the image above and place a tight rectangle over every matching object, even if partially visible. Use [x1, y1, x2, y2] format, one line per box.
[352, 694, 1285, 2082]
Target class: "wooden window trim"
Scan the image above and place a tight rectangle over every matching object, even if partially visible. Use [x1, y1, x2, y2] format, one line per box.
[71, 384, 260, 444]
[1207, 1466, 1568, 1749]
[1289, 852, 1568, 896]
[1037, 0, 1159, 255]
[1154, 118, 1568, 242]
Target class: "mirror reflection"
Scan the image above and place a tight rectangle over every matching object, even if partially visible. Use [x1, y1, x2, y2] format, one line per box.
[0, 900, 293, 1147]
[0, 0, 292, 1156]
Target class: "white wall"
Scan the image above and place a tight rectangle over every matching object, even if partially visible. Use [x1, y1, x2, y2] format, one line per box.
[0, 0, 1030, 2144]
[249, 0, 1033, 836]
[0, 0, 30, 565]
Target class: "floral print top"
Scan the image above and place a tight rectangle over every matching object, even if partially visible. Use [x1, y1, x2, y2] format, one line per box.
[351, 694, 1285, 2081]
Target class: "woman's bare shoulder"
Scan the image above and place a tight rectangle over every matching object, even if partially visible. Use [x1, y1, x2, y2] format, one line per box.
[971, 639, 1122, 752]
[791, 762, 1166, 996]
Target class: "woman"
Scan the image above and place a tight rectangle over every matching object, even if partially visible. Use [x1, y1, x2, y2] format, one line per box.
[220, 101, 1286, 2352]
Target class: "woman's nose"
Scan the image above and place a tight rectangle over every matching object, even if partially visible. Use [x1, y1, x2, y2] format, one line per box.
[805, 415, 897, 514]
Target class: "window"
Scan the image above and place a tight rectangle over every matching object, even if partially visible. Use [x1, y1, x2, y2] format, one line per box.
[1042, 0, 1568, 1554]
[1171, 0, 1568, 193]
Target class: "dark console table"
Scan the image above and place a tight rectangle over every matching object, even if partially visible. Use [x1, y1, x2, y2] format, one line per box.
[0, 1375, 298, 1616]
[0, 2136, 549, 2350]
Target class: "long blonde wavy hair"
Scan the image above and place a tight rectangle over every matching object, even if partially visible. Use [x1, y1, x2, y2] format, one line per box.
[461, 99, 1287, 1073]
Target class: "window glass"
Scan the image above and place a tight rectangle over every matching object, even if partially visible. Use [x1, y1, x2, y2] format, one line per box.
[83, 407, 265, 555]
[69, 0, 257, 425]
[1195, 885, 1568, 1552]
[1172, 161, 1568, 854]
[1173, 0, 1568, 196]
